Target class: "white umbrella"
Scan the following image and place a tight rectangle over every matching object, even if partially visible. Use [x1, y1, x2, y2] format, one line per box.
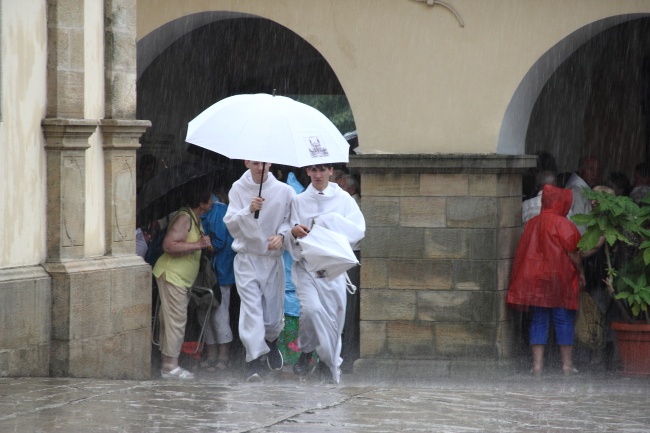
[186, 93, 350, 168]
[297, 225, 359, 282]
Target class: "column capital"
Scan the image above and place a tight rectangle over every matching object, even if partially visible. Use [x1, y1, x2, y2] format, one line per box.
[100, 119, 152, 149]
[348, 153, 537, 174]
[42, 118, 99, 151]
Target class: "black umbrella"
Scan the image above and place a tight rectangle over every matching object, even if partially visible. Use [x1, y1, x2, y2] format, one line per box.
[136, 161, 219, 227]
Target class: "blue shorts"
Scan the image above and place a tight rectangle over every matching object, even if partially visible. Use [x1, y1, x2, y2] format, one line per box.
[529, 306, 576, 346]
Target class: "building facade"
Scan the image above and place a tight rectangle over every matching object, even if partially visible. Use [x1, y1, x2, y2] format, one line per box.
[1, 0, 649, 379]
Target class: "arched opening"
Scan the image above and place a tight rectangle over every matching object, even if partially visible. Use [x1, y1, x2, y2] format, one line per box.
[137, 14, 356, 202]
[499, 15, 650, 199]
[525, 17, 650, 179]
[136, 13, 358, 371]
[498, 14, 650, 175]
[502, 15, 650, 371]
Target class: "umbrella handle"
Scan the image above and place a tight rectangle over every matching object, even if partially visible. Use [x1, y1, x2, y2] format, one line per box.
[254, 163, 266, 219]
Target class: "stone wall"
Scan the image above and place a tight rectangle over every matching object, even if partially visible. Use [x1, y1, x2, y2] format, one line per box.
[0, 0, 155, 380]
[44, 257, 151, 379]
[350, 154, 535, 379]
[0, 267, 52, 377]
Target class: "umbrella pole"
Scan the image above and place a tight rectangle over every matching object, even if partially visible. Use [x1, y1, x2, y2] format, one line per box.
[254, 162, 266, 219]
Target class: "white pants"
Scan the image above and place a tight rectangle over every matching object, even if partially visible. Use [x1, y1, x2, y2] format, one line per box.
[235, 253, 285, 362]
[292, 261, 347, 384]
[198, 285, 233, 345]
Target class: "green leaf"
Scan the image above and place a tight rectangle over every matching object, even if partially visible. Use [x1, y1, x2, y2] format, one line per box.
[570, 214, 591, 226]
[577, 228, 602, 251]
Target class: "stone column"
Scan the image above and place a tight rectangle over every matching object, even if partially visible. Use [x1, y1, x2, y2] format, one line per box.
[349, 154, 536, 379]
[37, 0, 152, 380]
[46, 0, 85, 119]
[103, 0, 137, 120]
[101, 119, 151, 256]
[43, 119, 98, 260]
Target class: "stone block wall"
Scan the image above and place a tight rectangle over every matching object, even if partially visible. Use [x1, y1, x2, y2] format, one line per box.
[0, 267, 52, 377]
[45, 256, 151, 379]
[349, 154, 535, 378]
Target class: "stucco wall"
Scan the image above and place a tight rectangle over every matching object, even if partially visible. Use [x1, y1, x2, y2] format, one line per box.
[84, 0, 108, 258]
[137, 0, 650, 155]
[1, 0, 48, 267]
[0, 0, 110, 267]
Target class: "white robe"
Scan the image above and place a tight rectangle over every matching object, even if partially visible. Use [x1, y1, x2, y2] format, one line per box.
[565, 172, 591, 234]
[289, 182, 365, 383]
[225, 170, 295, 361]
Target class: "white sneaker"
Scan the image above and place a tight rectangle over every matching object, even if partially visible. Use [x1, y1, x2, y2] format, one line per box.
[161, 366, 194, 380]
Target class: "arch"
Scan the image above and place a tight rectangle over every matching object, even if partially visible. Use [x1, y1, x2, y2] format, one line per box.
[135, 12, 354, 207]
[137, 11, 255, 80]
[497, 13, 650, 156]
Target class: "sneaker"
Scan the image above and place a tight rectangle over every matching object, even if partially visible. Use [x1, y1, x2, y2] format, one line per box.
[293, 351, 316, 376]
[266, 339, 284, 371]
[160, 366, 194, 380]
[245, 359, 263, 382]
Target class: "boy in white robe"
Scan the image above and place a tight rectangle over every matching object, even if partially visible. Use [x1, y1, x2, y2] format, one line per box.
[224, 161, 295, 382]
[289, 164, 365, 384]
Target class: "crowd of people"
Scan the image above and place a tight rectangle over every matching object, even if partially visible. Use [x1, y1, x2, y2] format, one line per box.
[139, 148, 649, 381]
[510, 153, 650, 376]
[139, 157, 365, 383]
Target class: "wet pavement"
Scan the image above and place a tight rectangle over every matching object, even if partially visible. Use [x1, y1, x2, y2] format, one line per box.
[1, 367, 650, 432]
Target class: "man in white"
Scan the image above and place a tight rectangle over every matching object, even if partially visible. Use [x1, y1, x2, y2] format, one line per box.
[224, 161, 295, 382]
[566, 156, 600, 234]
[289, 164, 365, 384]
[521, 170, 557, 226]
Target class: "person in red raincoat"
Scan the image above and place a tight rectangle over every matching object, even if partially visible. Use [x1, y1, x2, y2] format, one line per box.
[507, 184, 586, 376]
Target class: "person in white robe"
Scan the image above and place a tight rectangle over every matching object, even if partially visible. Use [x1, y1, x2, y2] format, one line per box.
[565, 156, 600, 234]
[289, 164, 365, 384]
[224, 161, 295, 382]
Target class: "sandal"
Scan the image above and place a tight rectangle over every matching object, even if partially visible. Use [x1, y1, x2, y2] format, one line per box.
[200, 359, 219, 371]
[563, 366, 579, 377]
[161, 366, 194, 380]
[200, 359, 230, 372]
[215, 359, 230, 371]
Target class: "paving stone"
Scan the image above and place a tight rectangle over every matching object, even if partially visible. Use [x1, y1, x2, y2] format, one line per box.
[1, 370, 649, 432]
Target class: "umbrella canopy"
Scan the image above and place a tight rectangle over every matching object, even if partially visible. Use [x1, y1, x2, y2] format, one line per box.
[185, 93, 350, 168]
[297, 225, 359, 281]
[136, 161, 217, 226]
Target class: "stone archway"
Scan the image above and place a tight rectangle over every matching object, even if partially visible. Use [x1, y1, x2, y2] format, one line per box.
[136, 13, 350, 181]
[525, 16, 650, 180]
[497, 13, 650, 164]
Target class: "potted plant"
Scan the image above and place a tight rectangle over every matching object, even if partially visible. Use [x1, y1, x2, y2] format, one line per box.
[571, 189, 650, 375]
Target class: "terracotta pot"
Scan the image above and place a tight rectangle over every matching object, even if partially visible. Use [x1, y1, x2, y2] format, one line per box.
[611, 322, 650, 376]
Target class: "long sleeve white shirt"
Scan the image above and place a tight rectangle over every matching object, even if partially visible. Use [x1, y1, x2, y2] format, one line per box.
[224, 170, 295, 256]
[289, 182, 365, 254]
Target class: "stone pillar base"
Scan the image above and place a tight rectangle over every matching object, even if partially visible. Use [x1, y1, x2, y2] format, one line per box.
[0, 266, 52, 377]
[44, 256, 152, 380]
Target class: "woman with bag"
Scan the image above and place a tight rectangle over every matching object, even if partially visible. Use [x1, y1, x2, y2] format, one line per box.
[153, 184, 213, 380]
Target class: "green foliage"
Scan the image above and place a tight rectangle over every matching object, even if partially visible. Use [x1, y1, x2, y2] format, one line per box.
[574, 191, 649, 252]
[294, 95, 356, 134]
[572, 188, 650, 323]
[616, 273, 650, 318]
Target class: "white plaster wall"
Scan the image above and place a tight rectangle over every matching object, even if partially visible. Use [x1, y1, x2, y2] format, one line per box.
[84, 0, 106, 257]
[0, 0, 48, 266]
[137, 0, 650, 154]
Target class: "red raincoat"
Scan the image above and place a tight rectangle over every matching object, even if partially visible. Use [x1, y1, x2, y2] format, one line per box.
[507, 185, 581, 310]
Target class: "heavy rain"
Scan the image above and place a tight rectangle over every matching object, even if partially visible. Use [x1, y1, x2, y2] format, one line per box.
[3, 3, 650, 432]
